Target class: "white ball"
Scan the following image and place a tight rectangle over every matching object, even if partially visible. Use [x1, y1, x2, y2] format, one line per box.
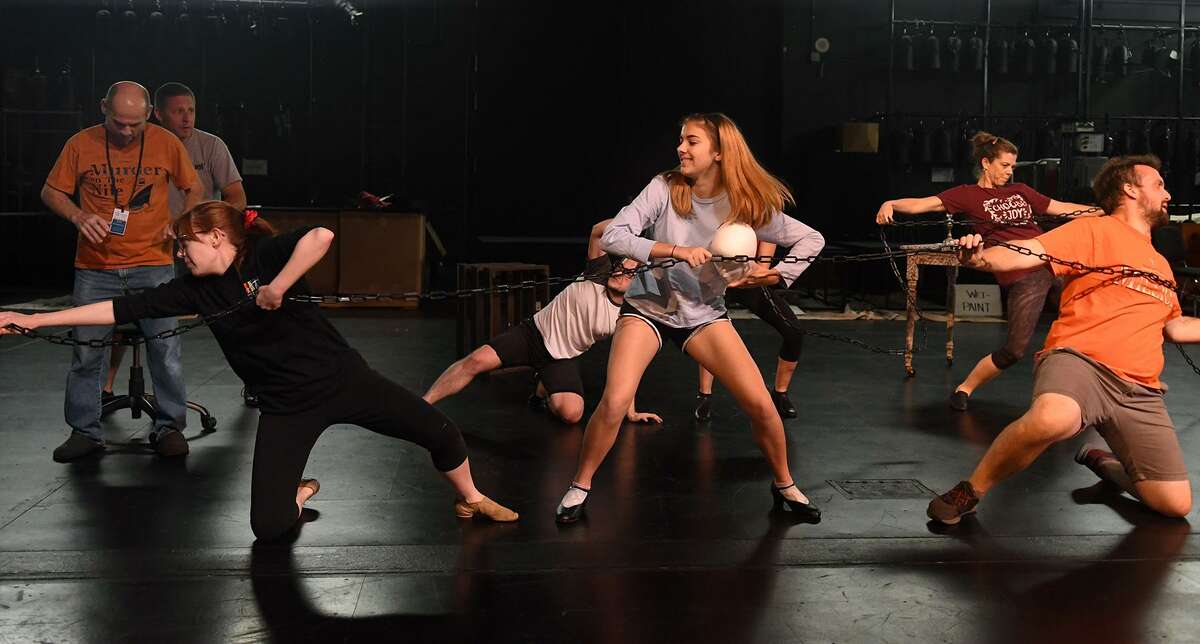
[709, 222, 758, 284]
[709, 222, 757, 258]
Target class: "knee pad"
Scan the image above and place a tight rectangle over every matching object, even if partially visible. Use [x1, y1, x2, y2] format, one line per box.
[778, 333, 803, 363]
[991, 348, 1021, 370]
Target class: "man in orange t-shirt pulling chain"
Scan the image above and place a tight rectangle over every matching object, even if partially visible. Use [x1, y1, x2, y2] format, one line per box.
[40, 81, 201, 462]
[929, 155, 1195, 523]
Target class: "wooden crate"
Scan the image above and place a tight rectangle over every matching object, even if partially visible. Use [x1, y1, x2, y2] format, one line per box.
[337, 212, 425, 309]
[456, 263, 550, 357]
[260, 210, 425, 308]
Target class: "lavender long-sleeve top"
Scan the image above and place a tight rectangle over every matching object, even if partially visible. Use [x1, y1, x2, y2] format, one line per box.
[601, 176, 825, 328]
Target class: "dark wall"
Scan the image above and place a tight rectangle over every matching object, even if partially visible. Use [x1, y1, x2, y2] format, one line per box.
[2, 0, 1198, 290]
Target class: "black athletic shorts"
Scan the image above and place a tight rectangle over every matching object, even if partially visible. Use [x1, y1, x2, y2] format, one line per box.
[485, 320, 585, 396]
[618, 302, 731, 352]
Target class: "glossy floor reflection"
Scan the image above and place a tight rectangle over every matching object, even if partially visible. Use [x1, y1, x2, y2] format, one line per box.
[1, 315, 1199, 642]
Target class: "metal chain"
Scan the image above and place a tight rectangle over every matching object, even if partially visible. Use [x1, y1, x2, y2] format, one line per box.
[989, 240, 1182, 295]
[5, 295, 258, 348]
[986, 239, 1200, 377]
[1, 250, 919, 348]
[10, 230, 1200, 376]
[883, 206, 1103, 230]
[287, 249, 917, 305]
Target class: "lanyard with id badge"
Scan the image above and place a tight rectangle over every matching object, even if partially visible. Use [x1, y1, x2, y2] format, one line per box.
[105, 128, 145, 236]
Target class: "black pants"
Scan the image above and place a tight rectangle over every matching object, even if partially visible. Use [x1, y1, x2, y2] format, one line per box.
[250, 356, 468, 541]
[727, 286, 804, 362]
[991, 268, 1056, 370]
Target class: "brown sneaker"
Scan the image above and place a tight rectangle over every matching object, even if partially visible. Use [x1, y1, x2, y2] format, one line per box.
[454, 496, 518, 522]
[150, 428, 189, 457]
[927, 480, 980, 524]
[52, 432, 105, 463]
[1075, 446, 1119, 482]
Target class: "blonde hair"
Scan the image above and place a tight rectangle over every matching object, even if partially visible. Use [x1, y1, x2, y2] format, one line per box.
[662, 112, 794, 229]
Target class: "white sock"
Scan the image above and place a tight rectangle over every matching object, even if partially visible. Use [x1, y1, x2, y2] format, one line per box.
[559, 485, 588, 510]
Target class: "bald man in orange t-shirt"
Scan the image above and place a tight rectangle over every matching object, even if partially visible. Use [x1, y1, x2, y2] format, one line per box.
[928, 154, 1198, 524]
[40, 81, 201, 462]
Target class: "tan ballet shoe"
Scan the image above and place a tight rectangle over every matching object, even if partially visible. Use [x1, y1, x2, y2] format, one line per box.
[298, 478, 320, 501]
[454, 496, 518, 522]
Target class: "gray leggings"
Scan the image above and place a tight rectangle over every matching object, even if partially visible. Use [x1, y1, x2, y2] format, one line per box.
[991, 268, 1056, 370]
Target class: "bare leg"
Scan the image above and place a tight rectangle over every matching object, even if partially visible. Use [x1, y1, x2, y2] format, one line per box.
[698, 364, 715, 395]
[685, 322, 808, 504]
[967, 393, 1082, 495]
[295, 480, 318, 516]
[773, 357, 798, 392]
[547, 392, 585, 424]
[571, 318, 660, 488]
[955, 354, 1003, 396]
[441, 457, 485, 503]
[1135, 480, 1192, 518]
[423, 345, 502, 404]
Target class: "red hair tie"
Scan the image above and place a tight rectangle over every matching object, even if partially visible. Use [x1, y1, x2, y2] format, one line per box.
[244, 209, 259, 229]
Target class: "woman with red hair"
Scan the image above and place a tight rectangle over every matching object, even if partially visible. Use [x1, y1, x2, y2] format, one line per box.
[0, 201, 518, 541]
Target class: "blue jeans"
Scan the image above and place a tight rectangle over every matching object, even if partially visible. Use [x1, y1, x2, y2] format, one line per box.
[66, 266, 187, 442]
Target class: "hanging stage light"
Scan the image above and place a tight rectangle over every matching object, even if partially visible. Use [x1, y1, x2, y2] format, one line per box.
[334, 0, 364, 27]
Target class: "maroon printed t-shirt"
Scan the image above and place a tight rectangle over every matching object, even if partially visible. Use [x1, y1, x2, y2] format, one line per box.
[937, 182, 1052, 285]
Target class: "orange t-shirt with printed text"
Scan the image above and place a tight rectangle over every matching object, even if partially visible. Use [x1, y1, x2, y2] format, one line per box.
[1037, 216, 1182, 389]
[45, 123, 199, 269]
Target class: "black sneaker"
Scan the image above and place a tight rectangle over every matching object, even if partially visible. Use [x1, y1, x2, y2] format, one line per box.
[52, 433, 105, 463]
[149, 428, 189, 457]
[948, 390, 970, 411]
[927, 480, 980, 525]
[773, 391, 797, 419]
[242, 387, 260, 408]
[694, 393, 712, 422]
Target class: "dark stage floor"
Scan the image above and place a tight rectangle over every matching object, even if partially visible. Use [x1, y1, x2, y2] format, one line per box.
[2, 314, 1200, 643]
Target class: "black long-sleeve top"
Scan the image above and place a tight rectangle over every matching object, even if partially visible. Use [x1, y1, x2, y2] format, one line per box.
[113, 227, 356, 414]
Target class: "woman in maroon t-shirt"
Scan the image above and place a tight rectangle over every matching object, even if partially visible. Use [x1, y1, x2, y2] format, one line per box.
[875, 132, 1098, 410]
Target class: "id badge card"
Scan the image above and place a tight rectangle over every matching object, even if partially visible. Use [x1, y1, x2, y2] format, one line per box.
[109, 208, 129, 236]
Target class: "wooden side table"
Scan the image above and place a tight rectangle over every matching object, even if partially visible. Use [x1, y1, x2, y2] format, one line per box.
[901, 243, 959, 377]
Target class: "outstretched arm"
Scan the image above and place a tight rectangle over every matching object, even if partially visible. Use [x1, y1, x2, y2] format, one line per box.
[0, 301, 116, 335]
[876, 196, 946, 224]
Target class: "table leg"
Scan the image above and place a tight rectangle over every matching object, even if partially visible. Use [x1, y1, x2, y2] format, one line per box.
[905, 255, 919, 377]
[946, 264, 958, 365]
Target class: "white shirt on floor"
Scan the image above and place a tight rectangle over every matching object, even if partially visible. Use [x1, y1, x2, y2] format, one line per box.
[533, 279, 621, 360]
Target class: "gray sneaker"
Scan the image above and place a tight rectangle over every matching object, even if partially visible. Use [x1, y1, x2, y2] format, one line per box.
[53, 433, 105, 463]
[150, 428, 189, 457]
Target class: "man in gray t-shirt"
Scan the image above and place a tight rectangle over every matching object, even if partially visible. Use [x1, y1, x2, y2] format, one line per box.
[153, 82, 246, 216]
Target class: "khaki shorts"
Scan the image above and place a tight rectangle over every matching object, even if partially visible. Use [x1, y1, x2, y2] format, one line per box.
[1033, 349, 1188, 482]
